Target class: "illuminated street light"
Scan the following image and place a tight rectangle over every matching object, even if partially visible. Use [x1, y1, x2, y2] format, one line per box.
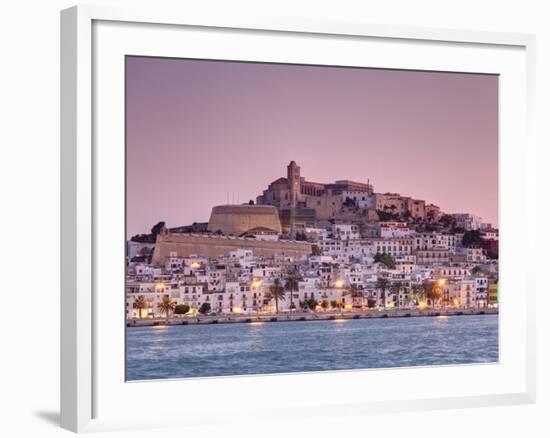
[251, 279, 262, 289]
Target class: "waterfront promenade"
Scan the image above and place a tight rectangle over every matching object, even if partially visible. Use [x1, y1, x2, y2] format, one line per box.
[127, 307, 498, 327]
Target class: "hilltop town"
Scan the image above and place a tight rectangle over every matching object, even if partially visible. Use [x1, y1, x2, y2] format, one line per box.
[127, 161, 499, 321]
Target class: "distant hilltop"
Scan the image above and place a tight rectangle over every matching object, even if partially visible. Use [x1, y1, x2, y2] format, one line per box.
[130, 221, 208, 243]
[255, 161, 443, 234]
[130, 160, 493, 243]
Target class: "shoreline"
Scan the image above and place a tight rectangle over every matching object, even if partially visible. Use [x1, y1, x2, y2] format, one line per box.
[127, 307, 498, 327]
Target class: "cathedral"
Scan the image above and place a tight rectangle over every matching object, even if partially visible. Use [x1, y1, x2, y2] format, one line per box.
[256, 161, 374, 231]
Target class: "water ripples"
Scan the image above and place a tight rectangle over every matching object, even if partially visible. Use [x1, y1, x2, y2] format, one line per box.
[127, 314, 498, 380]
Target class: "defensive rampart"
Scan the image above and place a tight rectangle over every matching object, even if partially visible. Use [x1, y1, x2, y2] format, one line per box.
[152, 233, 312, 265]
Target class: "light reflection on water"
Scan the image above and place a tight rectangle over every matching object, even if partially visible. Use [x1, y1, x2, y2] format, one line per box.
[126, 314, 498, 381]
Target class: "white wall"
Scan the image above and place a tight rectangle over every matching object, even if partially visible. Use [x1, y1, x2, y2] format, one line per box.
[0, 1, 548, 437]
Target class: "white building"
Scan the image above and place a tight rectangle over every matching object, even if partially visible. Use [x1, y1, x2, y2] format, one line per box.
[474, 276, 488, 308]
[370, 238, 413, 257]
[228, 249, 254, 259]
[451, 213, 483, 230]
[342, 191, 376, 209]
[331, 223, 360, 240]
[440, 279, 477, 308]
[481, 229, 499, 241]
[433, 266, 471, 279]
[379, 221, 413, 238]
[133, 264, 162, 279]
[416, 248, 451, 265]
[414, 232, 450, 250]
[457, 247, 487, 263]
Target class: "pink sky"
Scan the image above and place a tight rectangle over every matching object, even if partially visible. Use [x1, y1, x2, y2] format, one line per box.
[126, 57, 498, 237]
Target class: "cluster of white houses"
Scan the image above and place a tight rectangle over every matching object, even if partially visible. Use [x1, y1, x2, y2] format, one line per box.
[126, 218, 498, 318]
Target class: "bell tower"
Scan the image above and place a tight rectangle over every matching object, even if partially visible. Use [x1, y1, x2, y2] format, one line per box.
[287, 161, 301, 207]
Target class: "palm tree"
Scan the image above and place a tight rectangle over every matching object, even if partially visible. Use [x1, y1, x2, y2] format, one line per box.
[348, 283, 359, 296]
[376, 277, 390, 310]
[284, 276, 300, 311]
[347, 283, 363, 309]
[411, 284, 425, 307]
[268, 278, 286, 314]
[402, 284, 414, 307]
[158, 295, 176, 321]
[133, 295, 147, 319]
[423, 281, 441, 308]
[389, 281, 402, 308]
[471, 266, 483, 275]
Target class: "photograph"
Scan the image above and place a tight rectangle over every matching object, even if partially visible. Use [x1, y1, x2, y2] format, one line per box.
[125, 56, 499, 381]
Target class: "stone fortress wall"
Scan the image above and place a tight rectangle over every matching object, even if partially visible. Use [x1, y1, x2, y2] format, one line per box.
[151, 233, 312, 266]
[207, 205, 282, 235]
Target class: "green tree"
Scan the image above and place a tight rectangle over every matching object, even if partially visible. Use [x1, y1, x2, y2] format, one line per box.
[268, 278, 286, 313]
[158, 295, 176, 320]
[349, 283, 360, 296]
[133, 295, 147, 318]
[343, 197, 356, 208]
[439, 214, 456, 229]
[462, 230, 484, 247]
[284, 276, 300, 311]
[198, 302, 211, 314]
[130, 221, 168, 243]
[347, 283, 364, 308]
[367, 298, 377, 308]
[374, 252, 396, 269]
[300, 298, 318, 311]
[174, 304, 190, 315]
[389, 281, 402, 307]
[321, 300, 329, 310]
[376, 210, 399, 221]
[130, 233, 154, 243]
[471, 266, 483, 275]
[376, 277, 391, 310]
[311, 245, 322, 256]
[151, 221, 166, 237]
[423, 281, 441, 307]
[411, 284, 425, 307]
[401, 284, 412, 307]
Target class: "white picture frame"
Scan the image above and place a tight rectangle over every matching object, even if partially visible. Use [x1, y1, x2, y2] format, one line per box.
[60, 5, 536, 433]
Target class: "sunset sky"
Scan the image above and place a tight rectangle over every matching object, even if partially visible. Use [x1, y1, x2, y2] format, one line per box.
[126, 56, 498, 237]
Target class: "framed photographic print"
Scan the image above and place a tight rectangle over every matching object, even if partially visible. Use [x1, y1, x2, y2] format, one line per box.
[61, 5, 536, 433]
